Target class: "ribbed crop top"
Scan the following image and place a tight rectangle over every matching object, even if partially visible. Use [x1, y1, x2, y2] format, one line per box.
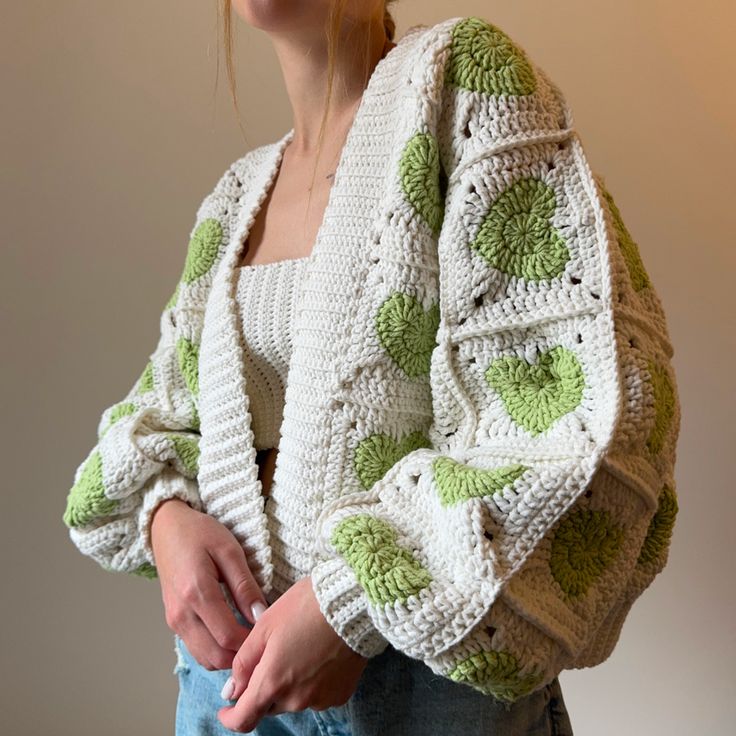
[234, 255, 311, 450]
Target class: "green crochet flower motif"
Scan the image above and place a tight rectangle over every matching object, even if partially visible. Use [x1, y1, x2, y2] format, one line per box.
[470, 177, 569, 281]
[399, 131, 444, 234]
[549, 508, 624, 598]
[131, 562, 158, 580]
[600, 185, 651, 292]
[176, 337, 200, 396]
[636, 485, 679, 565]
[63, 451, 118, 528]
[485, 345, 585, 435]
[645, 359, 676, 456]
[637, 484, 678, 566]
[165, 283, 180, 310]
[137, 361, 155, 394]
[99, 401, 136, 439]
[182, 218, 223, 284]
[331, 514, 432, 606]
[355, 430, 432, 490]
[376, 292, 440, 377]
[168, 433, 200, 478]
[444, 16, 537, 97]
[447, 648, 545, 704]
[354, 430, 432, 490]
[432, 456, 528, 506]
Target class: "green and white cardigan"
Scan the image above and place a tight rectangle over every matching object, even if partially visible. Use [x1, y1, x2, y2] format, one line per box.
[63, 15, 680, 704]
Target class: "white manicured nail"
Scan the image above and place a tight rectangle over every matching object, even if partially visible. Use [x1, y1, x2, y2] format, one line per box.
[220, 676, 235, 701]
[251, 601, 267, 621]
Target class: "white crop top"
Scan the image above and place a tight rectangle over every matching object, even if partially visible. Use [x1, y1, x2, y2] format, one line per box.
[234, 255, 311, 450]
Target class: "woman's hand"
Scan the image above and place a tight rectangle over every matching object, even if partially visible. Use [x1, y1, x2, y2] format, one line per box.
[150, 498, 268, 671]
[217, 576, 369, 733]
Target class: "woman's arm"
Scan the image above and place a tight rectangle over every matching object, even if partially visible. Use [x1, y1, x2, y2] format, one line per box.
[307, 16, 680, 702]
[62, 161, 242, 577]
[63, 158, 273, 669]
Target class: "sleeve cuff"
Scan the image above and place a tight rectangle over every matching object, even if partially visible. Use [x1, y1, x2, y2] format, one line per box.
[310, 555, 390, 659]
[138, 468, 203, 564]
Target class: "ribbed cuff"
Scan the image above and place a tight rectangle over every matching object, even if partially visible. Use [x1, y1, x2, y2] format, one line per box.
[310, 555, 389, 659]
[138, 468, 204, 564]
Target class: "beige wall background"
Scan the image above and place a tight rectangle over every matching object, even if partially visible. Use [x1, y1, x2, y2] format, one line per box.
[2, 1, 734, 733]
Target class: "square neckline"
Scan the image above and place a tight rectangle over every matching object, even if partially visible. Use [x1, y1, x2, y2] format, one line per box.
[237, 253, 312, 272]
[234, 32, 410, 273]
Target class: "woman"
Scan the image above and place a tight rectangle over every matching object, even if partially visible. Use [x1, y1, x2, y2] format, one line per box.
[63, 2, 680, 734]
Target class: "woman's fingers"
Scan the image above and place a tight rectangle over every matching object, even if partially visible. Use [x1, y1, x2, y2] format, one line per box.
[218, 654, 278, 733]
[154, 503, 268, 673]
[180, 611, 235, 671]
[173, 571, 238, 669]
[195, 581, 250, 653]
[230, 621, 268, 700]
[211, 543, 269, 626]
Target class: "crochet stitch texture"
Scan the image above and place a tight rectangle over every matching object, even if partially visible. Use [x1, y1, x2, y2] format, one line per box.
[63, 15, 680, 703]
[234, 257, 311, 450]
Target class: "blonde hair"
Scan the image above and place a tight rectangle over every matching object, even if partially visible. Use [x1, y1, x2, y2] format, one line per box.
[217, 1, 398, 216]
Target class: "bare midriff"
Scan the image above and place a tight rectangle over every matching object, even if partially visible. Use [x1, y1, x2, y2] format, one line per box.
[256, 447, 278, 498]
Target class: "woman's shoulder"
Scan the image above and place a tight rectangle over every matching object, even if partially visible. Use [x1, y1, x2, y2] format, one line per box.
[422, 13, 545, 70]
[199, 139, 280, 207]
[169, 134, 290, 314]
[193, 132, 288, 232]
[410, 15, 569, 126]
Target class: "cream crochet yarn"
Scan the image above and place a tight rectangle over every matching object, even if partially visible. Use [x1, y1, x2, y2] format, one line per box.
[63, 15, 680, 704]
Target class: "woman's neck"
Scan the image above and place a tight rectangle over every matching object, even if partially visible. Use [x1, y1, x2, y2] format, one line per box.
[270, 19, 395, 154]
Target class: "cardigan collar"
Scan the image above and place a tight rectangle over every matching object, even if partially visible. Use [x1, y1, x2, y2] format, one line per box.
[196, 18, 450, 598]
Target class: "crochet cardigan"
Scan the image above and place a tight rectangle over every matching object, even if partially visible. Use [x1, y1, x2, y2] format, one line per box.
[63, 15, 681, 704]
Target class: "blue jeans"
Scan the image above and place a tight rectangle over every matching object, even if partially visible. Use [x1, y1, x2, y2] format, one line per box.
[173, 594, 574, 735]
